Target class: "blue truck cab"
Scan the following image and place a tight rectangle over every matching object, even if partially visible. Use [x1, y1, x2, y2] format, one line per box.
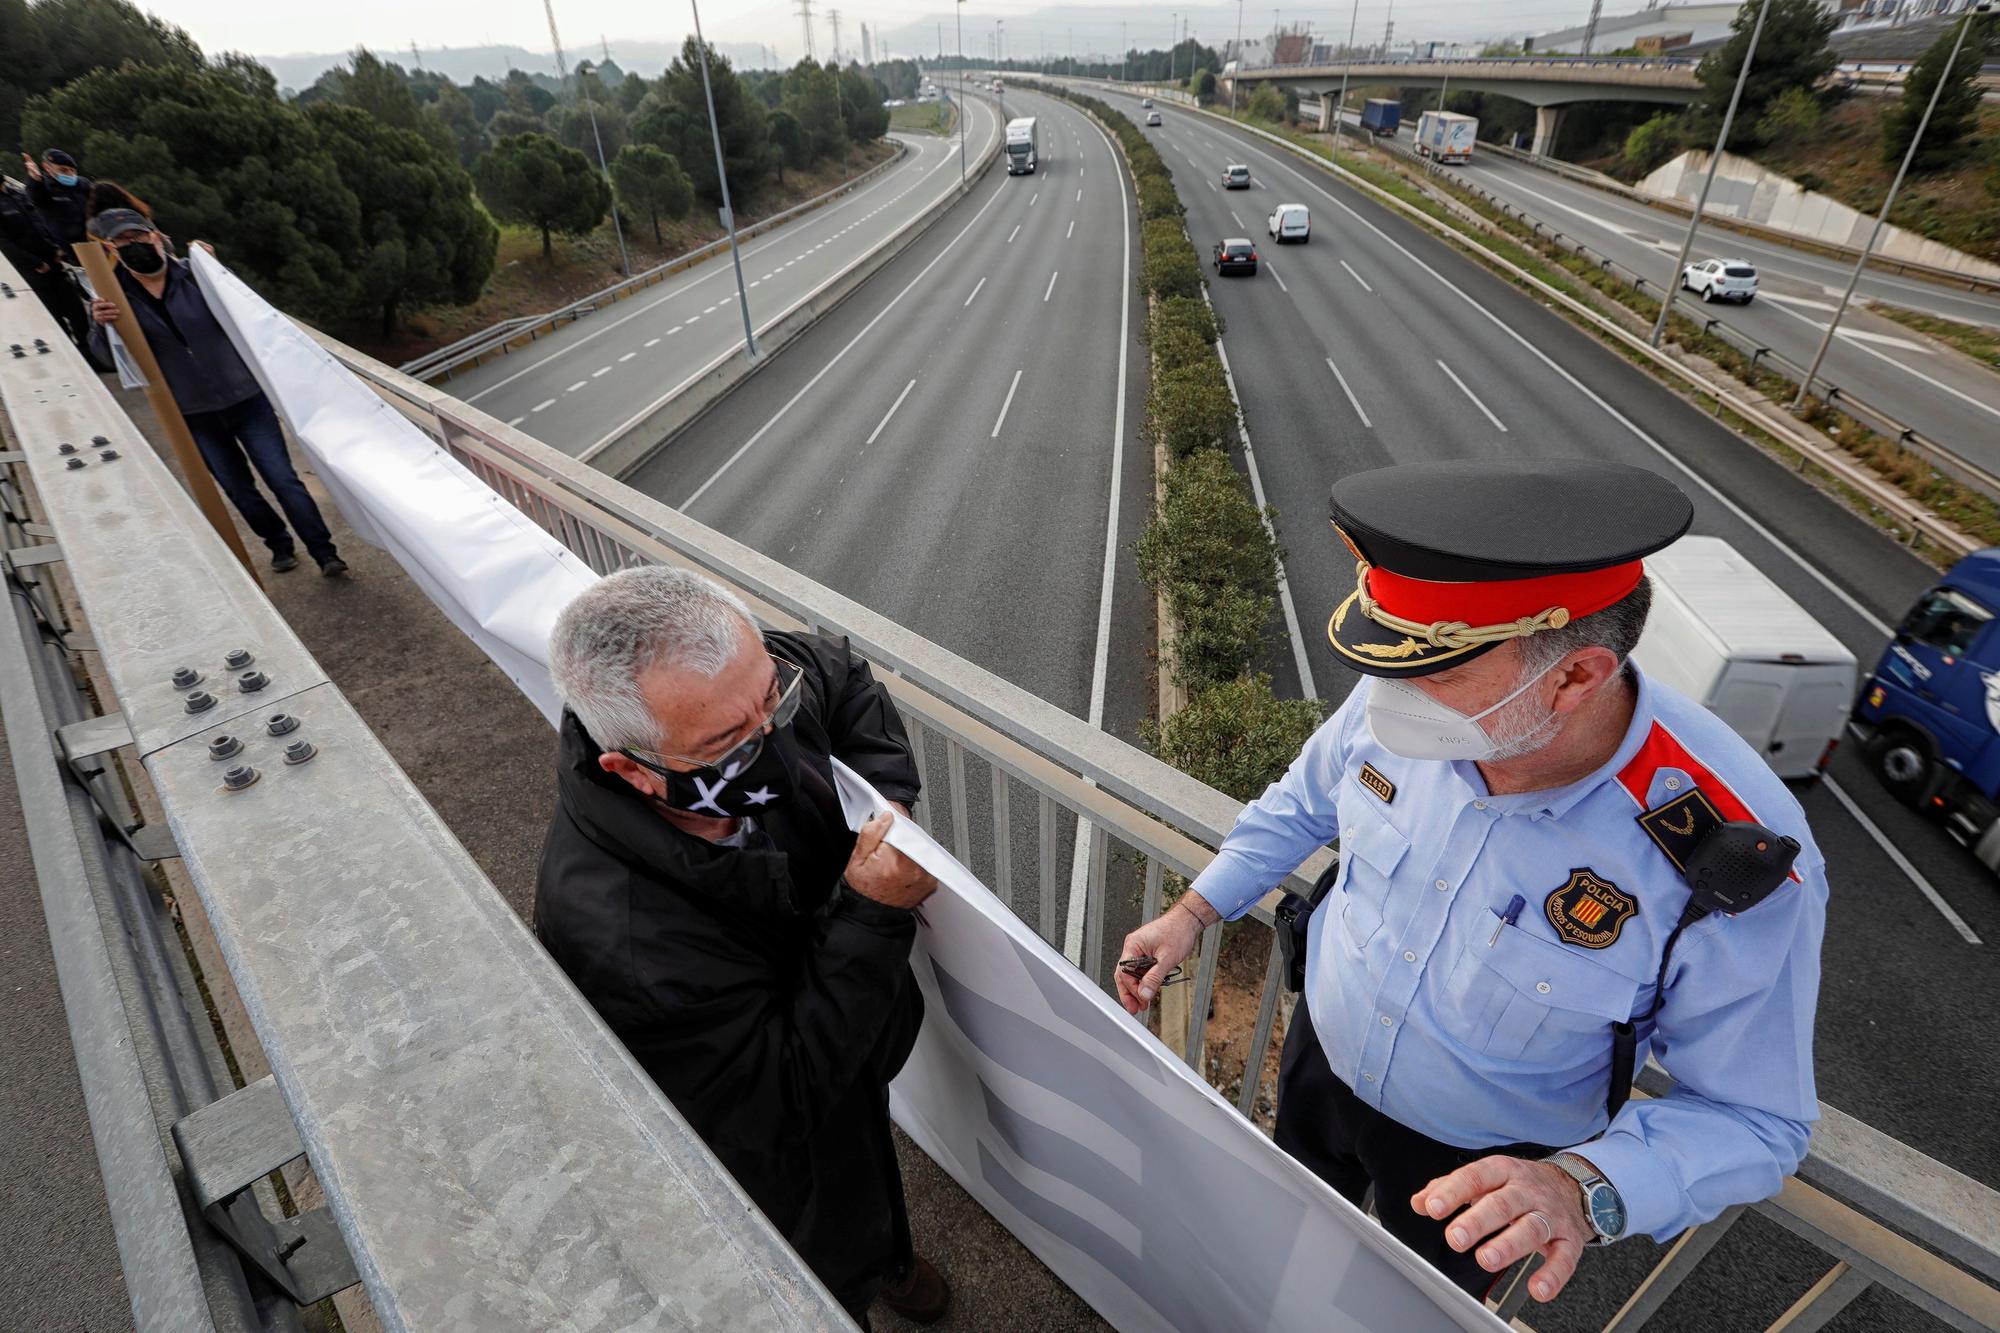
[1852, 549, 2000, 866]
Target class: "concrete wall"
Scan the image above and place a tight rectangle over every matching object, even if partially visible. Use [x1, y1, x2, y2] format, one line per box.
[1638, 147, 2000, 281]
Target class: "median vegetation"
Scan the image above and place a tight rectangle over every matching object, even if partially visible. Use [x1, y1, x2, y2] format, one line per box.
[1025, 81, 1323, 801]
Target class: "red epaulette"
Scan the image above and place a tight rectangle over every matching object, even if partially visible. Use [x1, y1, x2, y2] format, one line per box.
[1616, 720, 1802, 884]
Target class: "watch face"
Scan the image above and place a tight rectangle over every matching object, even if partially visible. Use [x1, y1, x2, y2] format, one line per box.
[1587, 1183, 1626, 1239]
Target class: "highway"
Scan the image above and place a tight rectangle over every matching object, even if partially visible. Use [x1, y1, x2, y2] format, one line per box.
[1327, 107, 2000, 470]
[626, 87, 1155, 971]
[444, 94, 1003, 458]
[1094, 85, 1996, 1330]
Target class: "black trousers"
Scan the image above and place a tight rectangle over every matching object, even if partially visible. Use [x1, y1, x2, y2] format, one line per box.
[1274, 995, 1554, 1299]
[23, 264, 99, 365]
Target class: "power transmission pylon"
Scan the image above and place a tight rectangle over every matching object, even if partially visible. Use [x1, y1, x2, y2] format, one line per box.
[797, 0, 816, 60]
[828, 9, 843, 63]
[1580, 0, 1604, 55]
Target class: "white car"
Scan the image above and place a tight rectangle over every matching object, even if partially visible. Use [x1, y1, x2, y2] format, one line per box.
[1142, 97, 1154, 108]
[1268, 203, 1310, 244]
[1146, 110, 1163, 126]
[1681, 258, 1758, 305]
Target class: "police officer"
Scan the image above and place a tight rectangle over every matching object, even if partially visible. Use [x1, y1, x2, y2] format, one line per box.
[1116, 459, 1826, 1304]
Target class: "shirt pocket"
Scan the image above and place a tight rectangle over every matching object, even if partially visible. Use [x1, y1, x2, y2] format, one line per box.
[1333, 793, 1409, 954]
[1440, 917, 1639, 1064]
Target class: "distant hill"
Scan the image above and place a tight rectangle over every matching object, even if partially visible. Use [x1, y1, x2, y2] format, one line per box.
[256, 40, 776, 94]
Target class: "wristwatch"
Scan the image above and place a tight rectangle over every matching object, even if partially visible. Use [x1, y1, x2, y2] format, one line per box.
[1548, 1153, 1627, 1245]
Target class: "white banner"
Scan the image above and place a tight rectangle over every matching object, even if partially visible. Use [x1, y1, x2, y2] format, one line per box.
[196, 253, 1504, 1332]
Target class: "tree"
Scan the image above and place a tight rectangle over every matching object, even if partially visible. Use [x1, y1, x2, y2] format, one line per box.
[777, 60, 845, 163]
[485, 108, 545, 138]
[474, 131, 608, 260]
[504, 69, 556, 117]
[1191, 68, 1217, 102]
[1881, 14, 1997, 174]
[306, 49, 457, 162]
[839, 66, 889, 141]
[1623, 112, 1690, 174]
[1694, 0, 1836, 150]
[551, 98, 628, 160]
[306, 103, 497, 333]
[465, 75, 507, 124]
[615, 72, 651, 112]
[640, 37, 770, 206]
[612, 142, 693, 243]
[1246, 82, 1285, 122]
[426, 81, 485, 166]
[2, 0, 202, 154]
[767, 107, 811, 183]
[1757, 84, 1821, 148]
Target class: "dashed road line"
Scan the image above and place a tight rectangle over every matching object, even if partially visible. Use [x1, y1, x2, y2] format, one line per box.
[618, 352, 636, 362]
[645, 337, 661, 347]
[1008, 224, 1021, 243]
[532, 398, 556, 412]
[867, 378, 918, 445]
[591, 366, 612, 377]
[1067, 219, 1076, 238]
[1340, 259, 1373, 292]
[1267, 262, 1289, 293]
[565, 380, 587, 393]
[990, 369, 1023, 439]
[964, 276, 987, 307]
[1326, 357, 1372, 428]
[1044, 270, 1059, 302]
[1437, 359, 1507, 431]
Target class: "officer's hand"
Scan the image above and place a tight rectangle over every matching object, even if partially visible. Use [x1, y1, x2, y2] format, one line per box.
[1113, 894, 1215, 1015]
[844, 811, 936, 910]
[21, 153, 40, 180]
[89, 297, 120, 326]
[1410, 1157, 1594, 1301]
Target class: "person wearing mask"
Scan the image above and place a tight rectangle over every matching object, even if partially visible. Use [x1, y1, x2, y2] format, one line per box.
[1116, 460, 1826, 1306]
[20, 149, 93, 258]
[0, 175, 100, 365]
[84, 207, 345, 576]
[537, 566, 951, 1327]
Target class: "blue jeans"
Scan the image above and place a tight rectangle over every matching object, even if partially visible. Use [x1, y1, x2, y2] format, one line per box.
[183, 393, 337, 565]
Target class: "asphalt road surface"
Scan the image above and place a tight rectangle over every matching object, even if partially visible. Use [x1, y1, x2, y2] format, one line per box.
[1099, 86, 1994, 1333]
[445, 94, 1002, 458]
[1333, 111, 2000, 472]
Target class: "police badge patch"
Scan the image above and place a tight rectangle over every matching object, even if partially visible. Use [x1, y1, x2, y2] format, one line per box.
[1545, 869, 1637, 950]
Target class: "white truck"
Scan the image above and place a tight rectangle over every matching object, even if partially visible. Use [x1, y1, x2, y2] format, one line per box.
[1005, 116, 1038, 175]
[1413, 109, 1478, 165]
[1630, 536, 1857, 781]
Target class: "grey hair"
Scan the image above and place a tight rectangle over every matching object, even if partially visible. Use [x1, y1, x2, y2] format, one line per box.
[1517, 575, 1653, 676]
[548, 566, 757, 753]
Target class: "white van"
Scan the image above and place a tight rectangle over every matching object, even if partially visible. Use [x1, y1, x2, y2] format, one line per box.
[1631, 536, 1857, 781]
[1267, 203, 1310, 244]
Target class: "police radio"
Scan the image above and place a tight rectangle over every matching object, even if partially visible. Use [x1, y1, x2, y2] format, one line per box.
[1607, 820, 1800, 1119]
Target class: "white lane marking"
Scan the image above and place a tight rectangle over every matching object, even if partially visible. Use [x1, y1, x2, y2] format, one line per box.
[1031, 192, 1040, 206]
[531, 398, 556, 412]
[591, 366, 612, 378]
[1063, 104, 1138, 968]
[1438, 359, 1507, 431]
[1208, 180, 1218, 191]
[1219, 331, 1319, 700]
[1326, 357, 1373, 428]
[687, 314, 701, 323]
[703, 303, 718, 314]
[1763, 299, 2000, 422]
[645, 337, 661, 347]
[990, 369, 1024, 438]
[1267, 262, 1289, 293]
[1067, 219, 1076, 238]
[507, 415, 525, 427]
[1824, 777, 1982, 945]
[1341, 259, 1373, 292]
[1044, 269, 1059, 302]
[680, 175, 1014, 511]
[1757, 295, 1932, 350]
[1224, 127, 1896, 636]
[1076, 188, 1083, 202]
[618, 352, 636, 362]
[667, 326, 682, 335]
[1229, 209, 1244, 228]
[1008, 224, 1021, 243]
[964, 276, 987, 308]
[866, 378, 918, 445]
[565, 380, 587, 393]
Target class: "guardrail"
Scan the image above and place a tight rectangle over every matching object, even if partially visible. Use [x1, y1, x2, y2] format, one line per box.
[0, 258, 852, 1331]
[399, 140, 915, 384]
[324, 319, 2000, 1332]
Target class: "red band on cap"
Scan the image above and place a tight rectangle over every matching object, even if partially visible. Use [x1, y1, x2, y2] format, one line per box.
[1365, 561, 1644, 629]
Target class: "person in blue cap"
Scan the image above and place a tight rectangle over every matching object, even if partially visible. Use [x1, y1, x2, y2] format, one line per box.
[84, 207, 345, 576]
[1117, 459, 1826, 1306]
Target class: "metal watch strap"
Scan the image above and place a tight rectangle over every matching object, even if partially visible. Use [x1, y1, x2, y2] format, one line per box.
[1548, 1153, 1619, 1245]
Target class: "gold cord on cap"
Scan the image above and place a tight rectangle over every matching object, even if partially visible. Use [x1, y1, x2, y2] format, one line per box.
[1350, 560, 1571, 652]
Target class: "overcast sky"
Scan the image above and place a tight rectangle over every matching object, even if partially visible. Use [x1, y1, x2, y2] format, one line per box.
[136, 0, 1602, 66]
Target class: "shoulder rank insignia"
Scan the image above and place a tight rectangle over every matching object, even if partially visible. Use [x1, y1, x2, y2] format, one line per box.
[1358, 762, 1395, 804]
[1545, 868, 1637, 950]
[1636, 788, 1724, 873]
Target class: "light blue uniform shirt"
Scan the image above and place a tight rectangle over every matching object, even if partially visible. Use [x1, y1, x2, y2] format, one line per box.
[1189, 666, 1826, 1240]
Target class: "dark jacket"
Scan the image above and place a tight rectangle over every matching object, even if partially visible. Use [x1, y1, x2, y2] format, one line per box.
[535, 629, 925, 1314]
[88, 256, 264, 415]
[25, 171, 92, 252]
[0, 183, 59, 274]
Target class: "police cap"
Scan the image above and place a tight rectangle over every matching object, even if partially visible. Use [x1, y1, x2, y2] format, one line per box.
[1326, 459, 1693, 678]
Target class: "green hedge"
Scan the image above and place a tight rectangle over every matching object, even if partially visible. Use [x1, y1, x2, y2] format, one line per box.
[1143, 673, 1326, 802]
[1147, 362, 1237, 458]
[1136, 448, 1282, 690]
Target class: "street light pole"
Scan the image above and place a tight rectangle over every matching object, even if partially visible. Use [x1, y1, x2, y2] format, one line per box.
[1792, 0, 1992, 409]
[1231, 0, 1245, 110]
[1649, 0, 1773, 347]
[691, 0, 757, 359]
[542, 0, 628, 277]
[956, 0, 967, 186]
[1170, 13, 1177, 87]
[1330, 0, 1360, 166]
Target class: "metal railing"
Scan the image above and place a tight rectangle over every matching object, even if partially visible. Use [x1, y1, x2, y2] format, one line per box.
[322, 332, 2000, 1333]
[0, 259, 852, 1332]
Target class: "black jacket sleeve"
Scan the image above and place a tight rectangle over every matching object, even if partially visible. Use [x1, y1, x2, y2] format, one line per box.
[769, 630, 921, 807]
[622, 883, 919, 1152]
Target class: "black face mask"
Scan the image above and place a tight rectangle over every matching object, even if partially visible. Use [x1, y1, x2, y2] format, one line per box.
[117, 242, 164, 275]
[643, 724, 800, 818]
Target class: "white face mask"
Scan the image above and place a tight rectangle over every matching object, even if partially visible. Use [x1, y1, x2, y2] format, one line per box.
[1365, 666, 1557, 762]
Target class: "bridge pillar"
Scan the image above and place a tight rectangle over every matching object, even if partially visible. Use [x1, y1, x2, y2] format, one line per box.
[1318, 96, 1335, 132]
[1531, 105, 1566, 157]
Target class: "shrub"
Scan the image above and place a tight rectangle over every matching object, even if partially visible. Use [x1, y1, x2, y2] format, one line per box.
[1247, 83, 1286, 123]
[1143, 233, 1205, 300]
[1622, 113, 1688, 176]
[1756, 86, 1821, 148]
[1137, 171, 1185, 220]
[1149, 323, 1213, 374]
[1153, 294, 1219, 345]
[1148, 362, 1236, 457]
[1136, 449, 1280, 689]
[1144, 675, 1326, 801]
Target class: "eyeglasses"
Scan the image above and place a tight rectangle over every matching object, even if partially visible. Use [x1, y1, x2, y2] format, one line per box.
[624, 655, 803, 779]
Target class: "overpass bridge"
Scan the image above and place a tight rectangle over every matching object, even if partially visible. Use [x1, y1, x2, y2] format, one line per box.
[1223, 55, 1703, 154]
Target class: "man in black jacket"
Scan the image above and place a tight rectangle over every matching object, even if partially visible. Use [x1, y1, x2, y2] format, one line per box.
[537, 566, 950, 1326]
[19, 149, 92, 257]
[0, 177, 96, 363]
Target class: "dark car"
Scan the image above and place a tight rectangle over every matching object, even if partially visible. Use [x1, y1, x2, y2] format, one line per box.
[1213, 237, 1258, 275]
[1222, 164, 1252, 189]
